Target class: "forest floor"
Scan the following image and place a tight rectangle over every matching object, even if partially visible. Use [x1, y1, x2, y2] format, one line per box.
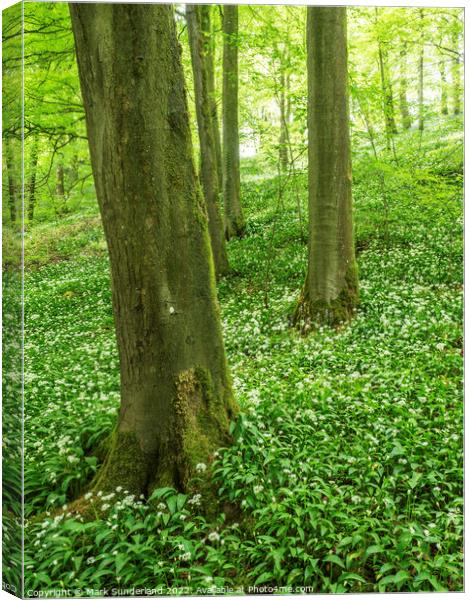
[20, 125, 463, 593]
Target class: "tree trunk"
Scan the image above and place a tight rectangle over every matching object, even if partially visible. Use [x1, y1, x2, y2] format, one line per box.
[55, 162, 65, 202]
[28, 135, 39, 222]
[187, 4, 229, 278]
[451, 30, 461, 115]
[418, 9, 425, 131]
[294, 7, 358, 331]
[356, 95, 378, 159]
[200, 5, 223, 191]
[398, 43, 411, 130]
[377, 43, 397, 144]
[69, 3, 237, 495]
[5, 140, 18, 223]
[222, 4, 245, 239]
[439, 56, 448, 116]
[278, 70, 289, 173]
[69, 152, 79, 183]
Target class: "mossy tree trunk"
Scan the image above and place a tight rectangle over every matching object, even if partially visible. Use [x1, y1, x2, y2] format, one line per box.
[222, 4, 245, 239]
[70, 3, 237, 495]
[294, 7, 358, 332]
[187, 4, 229, 278]
[28, 134, 39, 222]
[398, 43, 411, 130]
[201, 5, 223, 191]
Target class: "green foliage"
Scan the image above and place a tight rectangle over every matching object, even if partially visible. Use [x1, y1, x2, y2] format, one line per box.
[23, 122, 462, 592]
[3, 5, 463, 225]
[5, 3, 462, 594]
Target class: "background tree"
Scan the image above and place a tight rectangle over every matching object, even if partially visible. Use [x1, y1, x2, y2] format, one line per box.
[222, 4, 245, 239]
[278, 68, 290, 173]
[70, 2, 237, 495]
[294, 7, 358, 331]
[418, 9, 425, 131]
[439, 55, 449, 116]
[55, 162, 65, 207]
[398, 42, 411, 130]
[5, 140, 19, 223]
[2, 2, 93, 224]
[200, 5, 223, 190]
[27, 134, 40, 221]
[451, 27, 461, 115]
[375, 8, 398, 145]
[186, 4, 229, 278]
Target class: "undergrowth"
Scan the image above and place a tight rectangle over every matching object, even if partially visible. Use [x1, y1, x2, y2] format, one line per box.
[22, 127, 463, 593]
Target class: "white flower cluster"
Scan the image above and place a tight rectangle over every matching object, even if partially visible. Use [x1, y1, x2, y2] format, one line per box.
[57, 435, 73, 456]
[188, 493, 202, 506]
[208, 531, 220, 542]
[179, 551, 191, 562]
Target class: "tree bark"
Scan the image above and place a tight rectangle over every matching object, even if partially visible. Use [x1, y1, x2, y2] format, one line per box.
[187, 4, 229, 278]
[398, 43, 411, 130]
[27, 135, 39, 222]
[377, 44, 397, 144]
[418, 9, 425, 131]
[294, 7, 358, 331]
[439, 56, 448, 116]
[451, 30, 461, 115]
[222, 4, 245, 239]
[55, 162, 65, 203]
[69, 3, 237, 495]
[5, 139, 18, 223]
[278, 69, 289, 173]
[200, 5, 223, 191]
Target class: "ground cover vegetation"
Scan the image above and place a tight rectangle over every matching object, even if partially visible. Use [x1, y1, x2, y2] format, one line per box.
[2, 2, 463, 595]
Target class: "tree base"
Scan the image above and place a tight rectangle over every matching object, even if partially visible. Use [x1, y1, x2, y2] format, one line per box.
[225, 217, 246, 241]
[293, 265, 359, 334]
[91, 367, 237, 497]
[214, 258, 231, 280]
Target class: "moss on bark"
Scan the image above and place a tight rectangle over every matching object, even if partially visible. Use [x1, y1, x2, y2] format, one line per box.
[294, 261, 359, 333]
[70, 4, 238, 500]
[92, 431, 152, 495]
[91, 368, 237, 496]
[150, 367, 235, 493]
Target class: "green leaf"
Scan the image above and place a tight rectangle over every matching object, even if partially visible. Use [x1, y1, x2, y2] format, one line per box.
[365, 544, 384, 557]
[393, 570, 410, 585]
[323, 554, 345, 569]
[254, 571, 273, 586]
[115, 554, 129, 575]
[414, 571, 447, 591]
[95, 529, 113, 545]
[338, 572, 367, 584]
[378, 562, 396, 576]
[149, 487, 175, 501]
[176, 493, 187, 511]
[378, 574, 397, 591]
[166, 495, 177, 514]
[409, 471, 422, 489]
